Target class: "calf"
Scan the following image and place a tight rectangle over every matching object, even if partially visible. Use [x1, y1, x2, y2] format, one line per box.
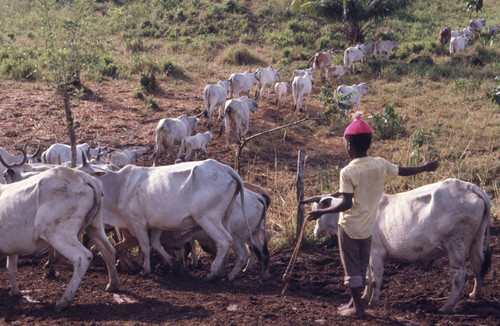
[311, 179, 492, 313]
[224, 96, 259, 144]
[107, 149, 139, 168]
[178, 131, 213, 161]
[373, 40, 399, 60]
[0, 166, 120, 310]
[334, 82, 370, 110]
[274, 82, 292, 109]
[203, 80, 231, 129]
[488, 24, 499, 35]
[326, 65, 349, 85]
[292, 70, 314, 113]
[153, 114, 199, 165]
[449, 36, 469, 55]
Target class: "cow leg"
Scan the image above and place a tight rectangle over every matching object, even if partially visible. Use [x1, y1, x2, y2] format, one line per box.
[6, 255, 20, 296]
[47, 236, 93, 311]
[440, 237, 468, 312]
[150, 229, 175, 269]
[85, 220, 120, 292]
[304, 93, 310, 112]
[226, 237, 250, 281]
[366, 251, 385, 306]
[468, 224, 487, 299]
[195, 218, 233, 280]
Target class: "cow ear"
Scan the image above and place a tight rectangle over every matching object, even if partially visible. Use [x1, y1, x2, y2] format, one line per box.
[90, 170, 107, 177]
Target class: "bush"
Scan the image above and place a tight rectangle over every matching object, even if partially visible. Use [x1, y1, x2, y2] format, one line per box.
[161, 60, 185, 79]
[369, 104, 405, 140]
[98, 55, 119, 78]
[316, 87, 351, 133]
[489, 76, 500, 108]
[140, 71, 157, 93]
[220, 45, 262, 65]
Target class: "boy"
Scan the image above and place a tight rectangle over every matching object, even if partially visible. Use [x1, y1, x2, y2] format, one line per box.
[307, 113, 438, 318]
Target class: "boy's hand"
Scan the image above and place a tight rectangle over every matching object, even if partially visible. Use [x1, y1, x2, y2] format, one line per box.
[424, 159, 439, 172]
[307, 210, 323, 221]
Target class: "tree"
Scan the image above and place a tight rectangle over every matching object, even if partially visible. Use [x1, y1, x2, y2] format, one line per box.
[37, 0, 102, 167]
[291, 0, 413, 44]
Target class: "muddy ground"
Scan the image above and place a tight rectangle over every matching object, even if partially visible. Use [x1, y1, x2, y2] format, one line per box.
[0, 81, 499, 325]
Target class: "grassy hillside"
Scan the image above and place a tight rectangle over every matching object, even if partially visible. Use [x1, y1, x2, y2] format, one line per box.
[0, 0, 499, 247]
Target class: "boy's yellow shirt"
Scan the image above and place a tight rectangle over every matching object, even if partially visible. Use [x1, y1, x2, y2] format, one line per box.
[338, 156, 399, 239]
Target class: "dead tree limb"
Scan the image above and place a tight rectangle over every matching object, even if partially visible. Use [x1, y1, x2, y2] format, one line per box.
[236, 117, 316, 174]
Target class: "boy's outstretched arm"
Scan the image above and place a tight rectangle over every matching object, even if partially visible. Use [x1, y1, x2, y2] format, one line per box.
[398, 159, 439, 176]
[307, 193, 353, 221]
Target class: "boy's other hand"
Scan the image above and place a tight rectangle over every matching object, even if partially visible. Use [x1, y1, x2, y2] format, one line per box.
[424, 159, 439, 172]
[307, 210, 322, 221]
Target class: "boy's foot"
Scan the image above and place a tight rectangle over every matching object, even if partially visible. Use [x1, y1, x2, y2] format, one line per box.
[339, 307, 366, 318]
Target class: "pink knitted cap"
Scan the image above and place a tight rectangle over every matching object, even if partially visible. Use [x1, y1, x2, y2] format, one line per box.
[343, 112, 372, 138]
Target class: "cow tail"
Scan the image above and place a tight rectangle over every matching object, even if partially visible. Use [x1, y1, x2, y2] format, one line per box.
[472, 185, 492, 278]
[203, 88, 210, 113]
[78, 177, 103, 238]
[229, 167, 262, 261]
[256, 196, 269, 270]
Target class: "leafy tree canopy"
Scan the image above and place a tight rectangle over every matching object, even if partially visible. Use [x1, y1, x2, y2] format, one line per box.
[291, 0, 414, 44]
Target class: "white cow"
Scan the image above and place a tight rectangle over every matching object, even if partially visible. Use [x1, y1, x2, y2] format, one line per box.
[292, 70, 314, 113]
[274, 82, 292, 109]
[255, 66, 281, 101]
[290, 67, 315, 84]
[469, 18, 486, 34]
[311, 179, 492, 313]
[450, 36, 469, 54]
[229, 69, 259, 98]
[451, 27, 474, 39]
[107, 149, 140, 168]
[203, 80, 231, 129]
[0, 143, 40, 183]
[187, 187, 270, 280]
[41, 143, 107, 165]
[373, 40, 399, 60]
[487, 24, 499, 35]
[79, 159, 255, 281]
[178, 131, 213, 161]
[224, 96, 258, 144]
[153, 114, 199, 165]
[334, 82, 370, 110]
[343, 45, 365, 73]
[326, 65, 350, 85]
[0, 166, 120, 310]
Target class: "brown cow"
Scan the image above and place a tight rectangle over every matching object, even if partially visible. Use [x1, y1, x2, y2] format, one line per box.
[307, 50, 333, 82]
[439, 27, 452, 46]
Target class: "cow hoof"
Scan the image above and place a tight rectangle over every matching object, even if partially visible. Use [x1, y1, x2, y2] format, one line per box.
[105, 282, 120, 293]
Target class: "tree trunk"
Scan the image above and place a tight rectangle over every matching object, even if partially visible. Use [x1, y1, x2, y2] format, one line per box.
[61, 87, 77, 168]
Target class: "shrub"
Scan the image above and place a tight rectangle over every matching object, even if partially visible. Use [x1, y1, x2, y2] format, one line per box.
[316, 87, 351, 133]
[220, 45, 262, 65]
[489, 76, 500, 108]
[161, 60, 185, 79]
[140, 71, 157, 93]
[409, 127, 438, 165]
[369, 104, 405, 140]
[223, 0, 244, 13]
[145, 95, 160, 111]
[98, 55, 119, 78]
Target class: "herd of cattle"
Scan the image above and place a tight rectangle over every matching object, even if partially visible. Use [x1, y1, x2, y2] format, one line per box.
[0, 18, 495, 312]
[439, 18, 499, 54]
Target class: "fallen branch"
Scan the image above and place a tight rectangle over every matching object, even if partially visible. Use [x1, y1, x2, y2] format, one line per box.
[236, 117, 316, 174]
[281, 217, 309, 296]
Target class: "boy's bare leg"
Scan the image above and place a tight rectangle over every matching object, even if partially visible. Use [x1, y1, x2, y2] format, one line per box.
[339, 287, 366, 318]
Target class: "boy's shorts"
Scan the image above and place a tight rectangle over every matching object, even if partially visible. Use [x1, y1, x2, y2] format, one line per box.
[338, 225, 371, 288]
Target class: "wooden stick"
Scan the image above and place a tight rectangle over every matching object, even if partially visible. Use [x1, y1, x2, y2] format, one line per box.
[281, 218, 309, 295]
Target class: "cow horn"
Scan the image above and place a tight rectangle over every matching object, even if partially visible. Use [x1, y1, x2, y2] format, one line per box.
[17, 146, 28, 165]
[0, 151, 13, 169]
[31, 143, 41, 159]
